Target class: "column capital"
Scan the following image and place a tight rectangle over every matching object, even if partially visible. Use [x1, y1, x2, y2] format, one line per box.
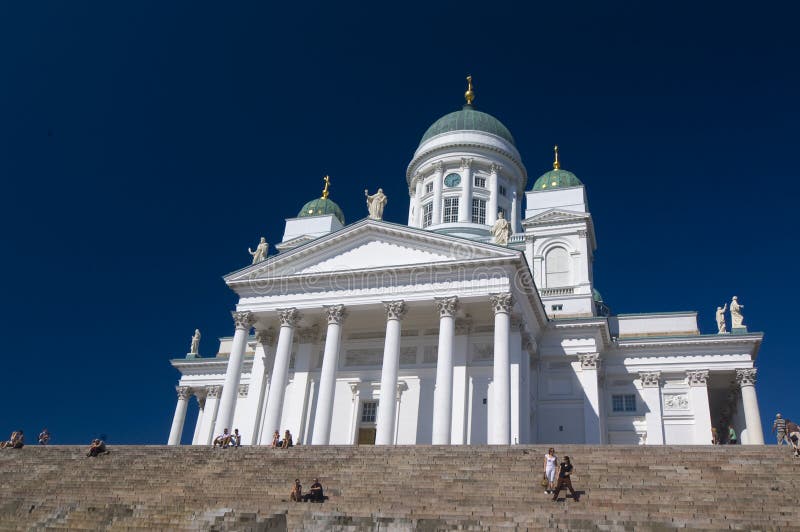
[231, 310, 256, 331]
[434, 296, 460, 318]
[255, 327, 276, 346]
[736, 368, 757, 387]
[383, 300, 407, 321]
[176, 385, 192, 400]
[193, 389, 207, 409]
[277, 308, 301, 327]
[206, 385, 222, 398]
[238, 383, 249, 398]
[489, 163, 503, 175]
[639, 371, 662, 388]
[489, 293, 514, 315]
[324, 304, 347, 324]
[432, 161, 444, 174]
[686, 369, 710, 387]
[460, 157, 473, 170]
[349, 382, 360, 401]
[578, 353, 600, 370]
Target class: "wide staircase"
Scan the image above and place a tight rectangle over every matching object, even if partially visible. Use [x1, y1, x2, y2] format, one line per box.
[0, 445, 798, 530]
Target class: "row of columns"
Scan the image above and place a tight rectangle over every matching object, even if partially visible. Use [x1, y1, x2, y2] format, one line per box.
[169, 292, 520, 446]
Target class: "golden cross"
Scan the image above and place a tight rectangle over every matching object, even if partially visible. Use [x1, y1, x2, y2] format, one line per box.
[322, 175, 330, 199]
[553, 145, 560, 170]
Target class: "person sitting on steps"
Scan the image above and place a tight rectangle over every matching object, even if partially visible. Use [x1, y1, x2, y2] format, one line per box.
[87, 439, 106, 457]
[281, 429, 293, 449]
[271, 430, 280, 447]
[231, 429, 241, 448]
[1, 431, 22, 449]
[551, 456, 579, 502]
[303, 478, 324, 502]
[290, 479, 302, 502]
[213, 428, 231, 448]
[38, 429, 50, 445]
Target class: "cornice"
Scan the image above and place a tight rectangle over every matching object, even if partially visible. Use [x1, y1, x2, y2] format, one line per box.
[170, 356, 255, 376]
[550, 318, 612, 348]
[616, 332, 763, 350]
[406, 140, 527, 186]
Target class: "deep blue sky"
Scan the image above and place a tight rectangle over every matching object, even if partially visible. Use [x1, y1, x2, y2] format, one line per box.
[1, 2, 797, 444]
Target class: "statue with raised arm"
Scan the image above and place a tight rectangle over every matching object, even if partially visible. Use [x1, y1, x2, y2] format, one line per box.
[730, 296, 745, 329]
[716, 303, 728, 333]
[190, 329, 201, 355]
[365, 188, 387, 220]
[248, 237, 268, 264]
[491, 210, 511, 245]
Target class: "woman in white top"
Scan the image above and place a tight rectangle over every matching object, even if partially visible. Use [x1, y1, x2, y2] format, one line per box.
[543, 447, 558, 494]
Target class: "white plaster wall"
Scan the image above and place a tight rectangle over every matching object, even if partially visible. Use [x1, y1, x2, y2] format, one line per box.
[282, 215, 343, 243]
[525, 187, 587, 218]
[612, 313, 699, 338]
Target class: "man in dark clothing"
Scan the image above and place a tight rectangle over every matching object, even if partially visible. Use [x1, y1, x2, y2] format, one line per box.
[551, 456, 578, 502]
[303, 478, 324, 502]
[786, 420, 800, 457]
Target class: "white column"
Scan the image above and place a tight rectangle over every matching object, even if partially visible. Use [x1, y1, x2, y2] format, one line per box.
[202, 385, 222, 444]
[639, 371, 664, 445]
[459, 159, 473, 223]
[262, 308, 300, 438]
[167, 386, 191, 445]
[687, 370, 712, 445]
[510, 190, 520, 233]
[487, 163, 501, 226]
[489, 293, 513, 445]
[578, 354, 602, 444]
[376, 300, 406, 445]
[191, 390, 206, 444]
[509, 321, 522, 444]
[414, 178, 424, 227]
[214, 311, 255, 435]
[249, 328, 276, 444]
[432, 162, 443, 225]
[520, 337, 533, 444]
[736, 368, 764, 444]
[450, 320, 470, 444]
[312, 304, 346, 445]
[432, 296, 459, 444]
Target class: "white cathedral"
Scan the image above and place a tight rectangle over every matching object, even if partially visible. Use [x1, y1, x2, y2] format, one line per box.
[167, 80, 764, 447]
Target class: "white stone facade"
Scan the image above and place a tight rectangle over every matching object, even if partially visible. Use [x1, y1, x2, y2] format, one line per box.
[167, 95, 764, 447]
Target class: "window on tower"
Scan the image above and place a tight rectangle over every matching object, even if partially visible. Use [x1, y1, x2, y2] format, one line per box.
[545, 247, 571, 287]
[425, 182, 433, 194]
[443, 197, 459, 223]
[471, 198, 486, 224]
[474, 176, 486, 188]
[499, 185, 507, 197]
[422, 202, 433, 227]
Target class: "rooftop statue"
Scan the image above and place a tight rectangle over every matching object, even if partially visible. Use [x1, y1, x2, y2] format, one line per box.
[716, 303, 728, 334]
[730, 296, 745, 329]
[248, 237, 268, 264]
[491, 210, 511, 245]
[365, 188, 387, 220]
[189, 329, 201, 356]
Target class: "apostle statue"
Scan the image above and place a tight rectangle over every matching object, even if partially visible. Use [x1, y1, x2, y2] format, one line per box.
[715, 303, 727, 334]
[248, 237, 268, 264]
[365, 188, 387, 220]
[491, 210, 511, 245]
[190, 329, 201, 355]
[730, 296, 745, 329]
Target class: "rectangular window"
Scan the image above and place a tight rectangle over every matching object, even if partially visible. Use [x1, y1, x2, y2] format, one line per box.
[443, 197, 459, 223]
[361, 401, 378, 423]
[499, 185, 507, 197]
[612, 394, 637, 412]
[471, 198, 486, 224]
[551, 304, 563, 311]
[425, 182, 433, 194]
[474, 176, 486, 188]
[422, 202, 433, 227]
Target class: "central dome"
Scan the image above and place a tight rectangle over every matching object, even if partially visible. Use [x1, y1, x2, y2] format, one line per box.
[419, 105, 516, 147]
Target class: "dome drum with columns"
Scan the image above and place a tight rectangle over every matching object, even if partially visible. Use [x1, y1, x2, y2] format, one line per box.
[166, 78, 764, 448]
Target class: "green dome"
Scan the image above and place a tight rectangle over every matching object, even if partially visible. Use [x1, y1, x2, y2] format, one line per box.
[531, 169, 583, 190]
[298, 197, 345, 224]
[420, 106, 515, 146]
[592, 288, 603, 303]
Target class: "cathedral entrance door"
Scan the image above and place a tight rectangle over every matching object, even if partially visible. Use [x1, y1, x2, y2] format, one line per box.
[357, 401, 378, 445]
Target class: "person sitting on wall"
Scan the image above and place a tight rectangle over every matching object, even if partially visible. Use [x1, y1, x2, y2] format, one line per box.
[232, 429, 241, 448]
[271, 430, 280, 447]
[290, 479, 302, 502]
[281, 430, 293, 449]
[303, 478, 324, 502]
[38, 429, 50, 445]
[11, 431, 24, 449]
[213, 428, 231, 448]
[87, 439, 106, 457]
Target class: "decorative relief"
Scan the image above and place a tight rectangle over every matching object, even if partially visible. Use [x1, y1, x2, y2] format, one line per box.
[489, 293, 514, 314]
[277, 308, 301, 328]
[255, 328, 276, 346]
[383, 300, 407, 321]
[432, 161, 444, 174]
[324, 304, 347, 325]
[176, 386, 192, 400]
[434, 296, 460, 318]
[231, 311, 256, 331]
[639, 371, 661, 388]
[460, 157, 473, 170]
[686, 369, 709, 387]
[206, 385, 222, 398]
[489, 163, 502, 175]
[735, 368, 757, 387]
[577, 229, 588, 238]
[238, 383, 249, 398]
[663, 393, 689, 410]
[578, 353, 600, 370]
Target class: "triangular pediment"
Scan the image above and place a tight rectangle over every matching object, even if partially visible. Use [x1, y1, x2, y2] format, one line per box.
[225, 219, 520, 283]
[523, 208, 590, 227]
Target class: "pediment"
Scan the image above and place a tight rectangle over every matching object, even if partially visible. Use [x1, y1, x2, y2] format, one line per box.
[225, 219, 520, 283]
[523, 209, 590, 226]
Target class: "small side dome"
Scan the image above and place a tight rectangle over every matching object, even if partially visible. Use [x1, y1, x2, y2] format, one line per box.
[531, 145, 583, 190]
[298, 197, 345, 225]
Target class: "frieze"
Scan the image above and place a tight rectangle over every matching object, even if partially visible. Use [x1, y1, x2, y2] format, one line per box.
[663, 393, 689, 410]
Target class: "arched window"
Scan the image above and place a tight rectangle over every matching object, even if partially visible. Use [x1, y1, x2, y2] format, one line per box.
[545, 247, 570, 287]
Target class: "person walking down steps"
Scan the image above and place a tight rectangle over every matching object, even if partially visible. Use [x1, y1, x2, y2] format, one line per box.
[551, 456, 579, 502]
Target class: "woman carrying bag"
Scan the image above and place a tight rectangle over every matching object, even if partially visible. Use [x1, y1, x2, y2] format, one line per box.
[543, 448, 558, 494]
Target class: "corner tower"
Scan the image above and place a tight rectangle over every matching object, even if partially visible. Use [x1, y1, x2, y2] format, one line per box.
[406, 77, 527, 240]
